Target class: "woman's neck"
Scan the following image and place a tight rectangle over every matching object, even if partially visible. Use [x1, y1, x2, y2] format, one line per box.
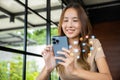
[68, 37, 81, 59]
[68, 38, 80, 47]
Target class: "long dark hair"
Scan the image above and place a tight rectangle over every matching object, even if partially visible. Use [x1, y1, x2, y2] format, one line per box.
[58, 3, 93, 70]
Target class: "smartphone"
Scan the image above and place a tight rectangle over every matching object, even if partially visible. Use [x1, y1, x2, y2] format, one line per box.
[52, 36, 69, 65]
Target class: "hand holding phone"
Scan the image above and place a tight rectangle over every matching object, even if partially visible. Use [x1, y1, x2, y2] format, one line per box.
[52, 36, 69, 65]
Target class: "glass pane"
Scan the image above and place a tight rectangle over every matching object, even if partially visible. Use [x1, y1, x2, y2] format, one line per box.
[0, 50, 23, 80]
[26, 27, 46, 55]
[0, 0, 25, 50]
[26, 55, 44, 80]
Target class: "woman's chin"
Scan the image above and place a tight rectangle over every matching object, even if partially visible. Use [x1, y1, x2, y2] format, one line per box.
[66, 35, 75, 39]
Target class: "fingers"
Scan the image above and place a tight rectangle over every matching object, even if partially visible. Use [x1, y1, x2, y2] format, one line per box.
[55, 55, 74, 66]
[61, 48, 75, 57]
[41, 45, 53, 57]
[55, 50, 75, 66]
[62, 47, 70, 54]
[55, 56, 66, 62]
[41, 50, 48, 58]
[57, 61, 66, 66]
[57, 51, 70, 58]
[44, 45, 53, 51]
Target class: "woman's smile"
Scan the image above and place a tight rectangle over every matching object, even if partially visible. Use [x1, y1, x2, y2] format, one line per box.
[66, 28, 75, 34]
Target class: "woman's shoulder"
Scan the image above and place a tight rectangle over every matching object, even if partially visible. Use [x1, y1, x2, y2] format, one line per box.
[89, 38, 102, 46]
[89, 38, 100, 42]
[89, 38, 105, 60]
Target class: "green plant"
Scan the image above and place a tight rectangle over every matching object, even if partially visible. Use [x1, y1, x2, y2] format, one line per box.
[0, 61, 8, 80]
[27, 27, 58, 45]
[0, 55, 40, 80]
[0, 27, 59, 80]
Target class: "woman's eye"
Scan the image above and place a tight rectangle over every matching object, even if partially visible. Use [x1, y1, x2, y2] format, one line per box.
[73, 20, 78, 22]
[63, 20, 68, 22]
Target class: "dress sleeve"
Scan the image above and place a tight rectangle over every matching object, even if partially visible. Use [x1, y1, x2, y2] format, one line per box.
[93, 39, 105, 61]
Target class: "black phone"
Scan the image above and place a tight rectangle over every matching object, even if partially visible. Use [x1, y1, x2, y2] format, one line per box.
[52, 36, 69, 65]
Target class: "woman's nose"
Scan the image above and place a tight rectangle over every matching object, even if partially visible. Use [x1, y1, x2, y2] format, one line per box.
[67, 21, 72, 28]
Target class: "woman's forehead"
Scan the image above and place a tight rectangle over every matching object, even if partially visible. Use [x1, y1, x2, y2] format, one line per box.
[64, 8, 79, 18]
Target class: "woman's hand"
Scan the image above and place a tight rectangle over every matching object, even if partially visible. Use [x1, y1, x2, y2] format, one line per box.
[55, 48, 77, 79]
[41, 45, 56, 73]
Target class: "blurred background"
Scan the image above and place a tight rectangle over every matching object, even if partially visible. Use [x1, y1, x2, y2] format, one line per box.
[0, 0, 120, 80]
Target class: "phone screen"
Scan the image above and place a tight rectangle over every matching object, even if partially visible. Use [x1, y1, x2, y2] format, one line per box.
[52, 36, 69, 64]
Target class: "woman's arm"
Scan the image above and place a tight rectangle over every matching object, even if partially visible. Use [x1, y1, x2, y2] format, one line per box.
[36, 45, 56, 80]
[56, 48, 112, 80]
[36, 66, 50, 80]
[73, 57, 112, 80]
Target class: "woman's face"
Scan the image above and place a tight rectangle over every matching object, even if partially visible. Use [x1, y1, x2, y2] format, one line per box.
[62, 8, 82, 39]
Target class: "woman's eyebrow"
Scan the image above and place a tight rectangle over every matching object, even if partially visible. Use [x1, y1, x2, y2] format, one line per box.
[63, 17, 68, 19]
[72, 17, 79, 19]
[63, 17, 79, 19]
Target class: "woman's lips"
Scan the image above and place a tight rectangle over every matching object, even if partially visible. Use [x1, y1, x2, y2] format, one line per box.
[66, 29, 75, 34]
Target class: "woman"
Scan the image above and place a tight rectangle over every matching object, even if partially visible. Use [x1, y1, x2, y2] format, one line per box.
[37, 3, 112, 80]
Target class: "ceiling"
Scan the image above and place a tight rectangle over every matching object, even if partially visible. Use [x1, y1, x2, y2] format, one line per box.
[0, 0, 120, 46]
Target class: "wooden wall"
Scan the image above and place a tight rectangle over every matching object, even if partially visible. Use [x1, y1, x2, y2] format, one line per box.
[93, 20, 120, 80]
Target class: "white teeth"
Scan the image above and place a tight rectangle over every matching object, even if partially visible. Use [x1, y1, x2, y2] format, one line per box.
[67, 29, 73, 32]
[66, 29, 75, 34]
[66, 28, 74, 31]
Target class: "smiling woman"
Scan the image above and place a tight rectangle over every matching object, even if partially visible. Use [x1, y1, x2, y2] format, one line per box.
[37, 2, 112, 80]
[61, 8, 81, 38]
[1, 0, 119, 80]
